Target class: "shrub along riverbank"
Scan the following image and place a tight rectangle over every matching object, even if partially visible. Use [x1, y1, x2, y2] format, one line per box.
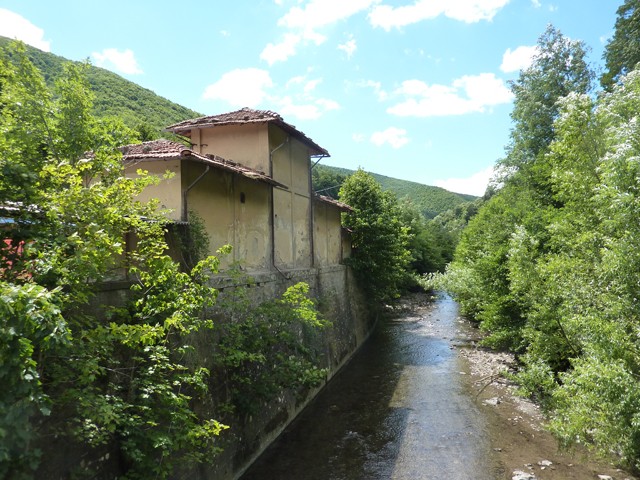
[436, 4, 640, 472]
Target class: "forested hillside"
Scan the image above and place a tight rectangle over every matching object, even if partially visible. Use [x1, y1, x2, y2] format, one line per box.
[443, 3, 640, 471]
[0, 36, 202, 138]
[313, 164, 477, 219]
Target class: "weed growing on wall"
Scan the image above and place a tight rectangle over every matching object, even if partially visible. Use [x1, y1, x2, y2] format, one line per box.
[213, 276, 330, 416]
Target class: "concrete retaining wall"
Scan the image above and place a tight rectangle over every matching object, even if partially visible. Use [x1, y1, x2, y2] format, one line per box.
[191, 264, 374, 480]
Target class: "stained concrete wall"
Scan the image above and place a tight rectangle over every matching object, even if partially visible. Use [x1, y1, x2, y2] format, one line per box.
[45, 264, 372, 480]
[269, 124, 314, 270]
[182, 161, 272, 271]
[124, 158, 182, 221]
[124, 156, 348, 274]
[193, 124, 271, 175]
[313, 200, 343, 267]
[186, 265, 373, 480]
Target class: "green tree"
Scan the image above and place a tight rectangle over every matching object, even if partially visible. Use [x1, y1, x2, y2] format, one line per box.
[448, 32, 640, 470]
[504, 24, 593, 173]
[339, 169, 410, 303]
[0, 42, 226, 479]
[447, 25, 593, 349]
[397, 198, 453, 275]
[602, 0, 640, 90]
[543, 70, 640, 469]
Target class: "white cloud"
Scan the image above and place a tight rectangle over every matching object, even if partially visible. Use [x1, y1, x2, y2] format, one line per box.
[370, 127, 409, 149]
[286, 75, 322, 92]
[92, 48, 143, 75]
[388, 73, 513, 117]
[531, 0, 541, 7]
[203, 68, 274, 107]
[338, 36, 357, 59]
[263, 0, 376, 64]
[435, 166, 494, 196]
[0, 9, 50, 51]
[277, 96, 340, 120]
[369, 0, 510, 30]
[500, 45, 538, 73]
[261, 33, 302, 65]
[203, 67, 339, 120]
[279, 0, 378, 30]
[357, 80, 388, 101]
[315, 98, 340, 110]
[304, 78, 322, 93]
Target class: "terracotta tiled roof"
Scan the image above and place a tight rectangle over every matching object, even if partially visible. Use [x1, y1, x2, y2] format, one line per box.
[120, 139, 190, 159]
[314, 194, 352, 211]
[165, 107, 330, 157]
[121, 139, 287, 189]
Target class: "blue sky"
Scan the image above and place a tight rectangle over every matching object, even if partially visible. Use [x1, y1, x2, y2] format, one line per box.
[0, 1, 619, 195]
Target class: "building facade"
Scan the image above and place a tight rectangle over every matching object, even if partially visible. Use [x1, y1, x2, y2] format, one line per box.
[122, 108, 350, 273]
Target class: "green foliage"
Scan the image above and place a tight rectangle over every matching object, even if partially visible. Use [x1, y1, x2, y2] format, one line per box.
[314, 164, 476, 219]
[443, 20, 640, 469]
[503, 24, 593, 171]
[0, 35, 202, 139]
[0, 41, 342, 479]
[0, 42, 222, 479]
[213, 279, 329, 415]
[0, 283, 67, 476]
[432, 196, 484, 248]
[602, 0, 640, 90]
[167, 209, 211, 270]
[312, 164, 348, 200]
[397, 198, 454, 275]
[339, 169, 411, 303]
[446, 188, 530, 349]
[550, 357, 640, 470]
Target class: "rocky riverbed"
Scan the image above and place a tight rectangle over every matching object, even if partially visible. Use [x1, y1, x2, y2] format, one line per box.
[451, 304, 638, 480]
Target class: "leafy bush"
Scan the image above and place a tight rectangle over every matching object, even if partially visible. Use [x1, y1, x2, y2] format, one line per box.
[214, 281, 329, 415]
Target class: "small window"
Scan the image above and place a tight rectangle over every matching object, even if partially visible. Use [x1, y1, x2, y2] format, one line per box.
[240, 192, 246, 203]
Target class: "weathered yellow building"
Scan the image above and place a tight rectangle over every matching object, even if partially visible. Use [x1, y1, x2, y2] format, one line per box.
[113, 109, 370, 480]
[121, 108, 350, 273]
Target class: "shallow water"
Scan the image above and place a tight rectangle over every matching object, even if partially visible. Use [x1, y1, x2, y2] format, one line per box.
[240, 293, 496, 480]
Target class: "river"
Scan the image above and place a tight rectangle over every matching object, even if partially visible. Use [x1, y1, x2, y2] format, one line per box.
[240, 293, 501, 480]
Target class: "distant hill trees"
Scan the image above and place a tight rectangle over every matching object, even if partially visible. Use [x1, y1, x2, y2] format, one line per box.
[312, 164, 477, 219]
[0, 36, 202, 140]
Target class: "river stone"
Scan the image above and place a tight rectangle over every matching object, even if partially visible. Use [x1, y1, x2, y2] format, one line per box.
[512, 471, 537, 480]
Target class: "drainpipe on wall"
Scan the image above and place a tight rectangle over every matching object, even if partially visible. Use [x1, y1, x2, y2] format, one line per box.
[309, 154, 328, 269]
[182, 165, 209, 222]
[269, 136, 289, 278]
